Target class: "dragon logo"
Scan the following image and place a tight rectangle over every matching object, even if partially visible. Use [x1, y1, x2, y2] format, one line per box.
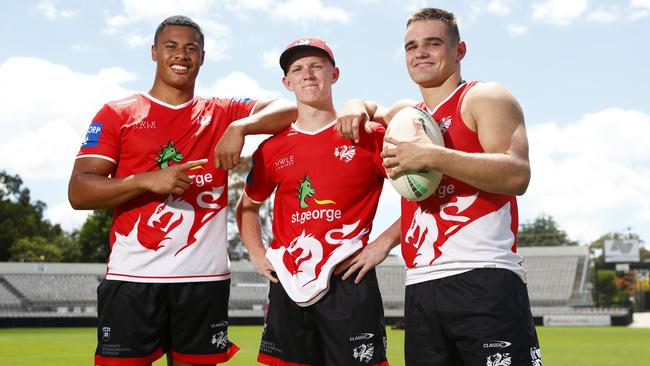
[295, 175, 336, 209]
[296, 175, 316, 208]
[334, 145, 356, 163]
[486, 352, 511, 366]
[287, 231, 323, 287]
[352, 343, 374, 363]
[405, 207, 438, 266]
[155, 140, 183, 169]
[211, 331, 228, 349]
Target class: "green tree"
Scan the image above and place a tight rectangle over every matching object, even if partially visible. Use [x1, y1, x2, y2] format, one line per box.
[8, 236, 63, 262]
[77, 209, 112, 262]
[0, 171, 66, 261]
[517, 214, 578, 247]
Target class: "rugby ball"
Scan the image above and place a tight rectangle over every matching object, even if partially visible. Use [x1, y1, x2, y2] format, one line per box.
[384, 107, 444, 201]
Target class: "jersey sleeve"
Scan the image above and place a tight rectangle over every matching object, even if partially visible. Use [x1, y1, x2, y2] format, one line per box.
[76, 104, 122, 164]
[217, 97, 258, 123]
[367, 124, 387, 179]
[243, 140, 276, 204]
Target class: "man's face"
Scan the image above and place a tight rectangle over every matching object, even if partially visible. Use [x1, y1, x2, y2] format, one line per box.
[282, 51, 339, 106]
[151, 25, 204, 91]
[404, 20, 464, 88]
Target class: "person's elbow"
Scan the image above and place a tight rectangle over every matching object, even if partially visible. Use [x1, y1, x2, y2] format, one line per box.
[508, 163, 530, 196]
[67, 176, 90, 210]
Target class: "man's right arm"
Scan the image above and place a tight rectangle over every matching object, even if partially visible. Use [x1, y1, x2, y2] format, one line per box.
[235, 193, 277, 283]
[68, 157, 206, 210]
[336, 99, 414, 142]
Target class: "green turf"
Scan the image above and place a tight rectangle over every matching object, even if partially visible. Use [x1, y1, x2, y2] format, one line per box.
[0, 326, 649, 365]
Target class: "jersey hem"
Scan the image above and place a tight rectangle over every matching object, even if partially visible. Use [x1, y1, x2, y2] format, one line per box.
[405, 264, 526, 286]
[105, 272, 231, 283]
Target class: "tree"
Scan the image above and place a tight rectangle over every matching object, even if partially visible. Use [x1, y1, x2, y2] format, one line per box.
[517, 214, 578, 247]
[8, 236, 63, 262]
[0, 171, 66, 261]
[76, 209, 113, 263]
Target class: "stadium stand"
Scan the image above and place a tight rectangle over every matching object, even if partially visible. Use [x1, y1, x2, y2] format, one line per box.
[0, 246, 633, 326]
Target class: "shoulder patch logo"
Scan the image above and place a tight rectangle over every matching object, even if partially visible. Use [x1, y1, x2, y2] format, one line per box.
[155, 141, 183, 169]
[81, 122, 103, 148]
[334, 145, 356, 163]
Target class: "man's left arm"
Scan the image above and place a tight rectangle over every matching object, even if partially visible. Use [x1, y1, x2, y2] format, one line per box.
[214, 98, 297, 169]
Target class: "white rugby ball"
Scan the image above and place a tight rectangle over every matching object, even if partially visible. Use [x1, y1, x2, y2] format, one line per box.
[384, 107, 444, 201]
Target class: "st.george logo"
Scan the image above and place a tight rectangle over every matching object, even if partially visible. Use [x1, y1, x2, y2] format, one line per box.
[295, 175, 336, 209]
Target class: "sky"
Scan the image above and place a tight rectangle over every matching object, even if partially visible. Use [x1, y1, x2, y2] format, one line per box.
[1, 0, 649, 247]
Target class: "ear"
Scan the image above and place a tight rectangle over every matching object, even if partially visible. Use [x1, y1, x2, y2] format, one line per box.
[456, 41, 467, 63]
[200, 49, 205, 66]
[331, 66, 340, 85]
[151, 44, 157, 62]
[282, 76, 294, 92]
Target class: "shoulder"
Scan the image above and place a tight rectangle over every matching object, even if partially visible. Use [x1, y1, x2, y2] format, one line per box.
[464, 82, 519, 107]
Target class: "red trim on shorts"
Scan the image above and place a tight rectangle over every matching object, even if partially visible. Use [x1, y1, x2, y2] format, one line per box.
[374, 361, 391, 366]
[257, 353, 309, 366]
[94, 347, 164, 366]
[171, 344, 239, 364]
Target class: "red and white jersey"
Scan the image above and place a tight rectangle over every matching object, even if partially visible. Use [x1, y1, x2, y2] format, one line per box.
[245, 121, 386, 306]
[401, 81, 525, 285]
[76, 93, 257, 283]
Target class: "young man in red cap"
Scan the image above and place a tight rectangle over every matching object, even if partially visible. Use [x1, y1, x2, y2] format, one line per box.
[236, 37, 398, 366]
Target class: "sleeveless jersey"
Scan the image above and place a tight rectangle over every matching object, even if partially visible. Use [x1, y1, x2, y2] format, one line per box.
[76, 93, 257, 283]
[401, 81, 525, 286]
[244, 121, 386, 306]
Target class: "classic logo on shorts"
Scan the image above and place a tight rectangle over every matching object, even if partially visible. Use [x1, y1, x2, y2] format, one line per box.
[155, 141, 183, 169]
[334, 145, 356, 163]
[349, 333, 374, 342]
[102, 327, 111, 342]
[352, 343, 374, 363]
[486, 352, 511, 366]
[483, 340, 512, 349]
[211, 331, 228, 349]
[530, 347, 543, 366]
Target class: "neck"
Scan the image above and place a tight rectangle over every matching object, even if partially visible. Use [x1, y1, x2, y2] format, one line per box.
[419, 71, 463, 109]
[148, 81, 195, 106]
[294, 100, 337, 131]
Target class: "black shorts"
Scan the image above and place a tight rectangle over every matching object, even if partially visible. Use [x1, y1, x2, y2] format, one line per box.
[404, 269, 542, 366]
[259, 269, 390, 366]
[95, 279, 237, 365]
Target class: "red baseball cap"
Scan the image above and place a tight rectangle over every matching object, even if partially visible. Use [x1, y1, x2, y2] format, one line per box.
[279, 37, 335, 74]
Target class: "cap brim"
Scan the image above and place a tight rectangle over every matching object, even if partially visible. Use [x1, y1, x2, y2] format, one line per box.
[279, 45, 335, 73]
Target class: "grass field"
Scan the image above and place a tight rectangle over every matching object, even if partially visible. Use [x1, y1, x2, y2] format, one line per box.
[0, 326, 649, 365]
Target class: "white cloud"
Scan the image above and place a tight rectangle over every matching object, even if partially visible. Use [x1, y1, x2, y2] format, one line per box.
[629, 9, 650, 20]
[532, 0, 588, 25]
[104, 0, 232, 60]
[587, 7, 619, 23]
[272, 0, 350, 25]
[36, 1, 78, 19]
[488, 0, 512, 16]
[46, 202, 91, 232]
[631, 0, 650, 9]
[522, 108, 650, 243]
[0, 57, 136, 179]
[507, 23, 528, 36]
[196, 71, 281, 100]
[261, 49, 282, 70]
